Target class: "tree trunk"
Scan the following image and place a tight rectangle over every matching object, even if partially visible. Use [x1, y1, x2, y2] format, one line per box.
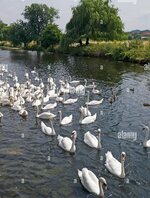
[79, 38, 82, 46]
[86, 36, 89, 45]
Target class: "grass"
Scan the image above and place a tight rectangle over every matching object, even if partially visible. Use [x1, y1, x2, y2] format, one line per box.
[58, 40, 150, 64]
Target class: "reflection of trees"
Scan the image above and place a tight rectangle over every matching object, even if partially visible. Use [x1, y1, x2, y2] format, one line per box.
[9, 49, 144, 85]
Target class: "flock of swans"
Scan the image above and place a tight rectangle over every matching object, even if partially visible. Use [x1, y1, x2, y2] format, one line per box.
[0, 64, 150, 197]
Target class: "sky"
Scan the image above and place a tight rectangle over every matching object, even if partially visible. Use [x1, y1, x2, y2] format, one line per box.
[0, 0, 149, 32]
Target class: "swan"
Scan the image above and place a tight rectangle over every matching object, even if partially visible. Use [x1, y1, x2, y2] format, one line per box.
[86, 91, 104, 106]
[41, 120, 56, 136]
[36, 106, 56, 119]
[79, 113, 96, 125]
[41, 102, 57, 110]
[58, 110, 72, 125]
[62, 94, 78, 105]
[57, 130, 77, 153]
[79, 105, 91, 117]
[142, 125, 150, 147]
[92, 86, 101, 95]
[78, 168, 107, 197]
[19, 108, 28, 118]
[69, 76, 80, 84]
[84, 79, 96, 89]
[105, 151, 126, 178]
[84, 129, 101, 149]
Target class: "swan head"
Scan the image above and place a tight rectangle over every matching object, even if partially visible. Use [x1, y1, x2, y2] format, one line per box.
[121, 152, 126, 161]
[142, 125, 149, 131]
[97, 128, 101, 133]
[71, 130, 77, 140]
[99, 177, 107, 190]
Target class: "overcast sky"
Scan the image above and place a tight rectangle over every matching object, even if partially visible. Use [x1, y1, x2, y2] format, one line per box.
[0, 0, 149, 32]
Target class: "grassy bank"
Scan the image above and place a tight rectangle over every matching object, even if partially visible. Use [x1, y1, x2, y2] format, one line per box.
[57, 40, 150, 64]
[1, 40, 150, 64]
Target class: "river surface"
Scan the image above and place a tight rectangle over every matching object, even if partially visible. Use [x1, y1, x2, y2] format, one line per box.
[0, 49, 149, 198]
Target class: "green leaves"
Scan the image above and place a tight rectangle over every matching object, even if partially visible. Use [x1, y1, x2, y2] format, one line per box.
[22, 3, 59, 41]
[40, 24, 61, 49]
[66, 0, 124, 44]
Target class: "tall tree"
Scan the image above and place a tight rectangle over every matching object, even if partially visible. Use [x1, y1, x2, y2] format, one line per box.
[40, 24, 61, 49]
[66, 0, 124, 45]
[22, 3, 59, 43]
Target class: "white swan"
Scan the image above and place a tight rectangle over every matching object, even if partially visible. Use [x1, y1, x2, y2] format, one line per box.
[92, 86, 101, 95]
[79, 105, 91, 117]
[57, 130, 77, 153]
[142, 125, 150, 147]
[86, 91, 104, 106]
[19, 108, 28, 118]
[78, 168, 107, 197]
[105, 151, 126, 178]
[36, 106, 56, 119]
[41, 120, 56, 136]
[84, 79, 96, 89]
[69, 76, 80, 84]
[62, 97, 78, 105]
[58, 110, 72, 125]
[79, 113, 96, 125]
[41, 102, 57, 110]
[84, 129, 101, 149]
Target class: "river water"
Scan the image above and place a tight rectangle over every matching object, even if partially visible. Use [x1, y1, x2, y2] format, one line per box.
[0, 49, 149, 198]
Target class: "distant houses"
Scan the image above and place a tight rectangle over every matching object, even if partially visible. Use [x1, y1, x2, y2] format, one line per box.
[128, 30, 150, 40]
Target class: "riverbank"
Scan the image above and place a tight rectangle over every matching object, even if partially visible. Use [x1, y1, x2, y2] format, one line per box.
[57, 40, 150, 64]
[1, 40, 150, 64]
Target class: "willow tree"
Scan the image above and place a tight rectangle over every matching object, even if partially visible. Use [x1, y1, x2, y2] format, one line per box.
[65, 0, 124, 46]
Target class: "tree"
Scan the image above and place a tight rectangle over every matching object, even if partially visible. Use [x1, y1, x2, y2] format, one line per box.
[65, 0, 124, 45]
[0, 20, 7, 41]
[22, 3, 59, 43]
[40, 24, 61, 49]
[8, 21, 31, 47]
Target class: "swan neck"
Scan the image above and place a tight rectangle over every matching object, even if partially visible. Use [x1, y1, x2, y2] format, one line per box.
[98, 133, 102, 149]
[59, 111, 62, 124]
[121, 160, 125, 178]
[79, 113, 84, 123]
[50, 120, 55, 135]
[70, 137, 76, 153]
[87, 92, 89, 103]
[143, 128, 149, 146]
[99, 180, 104, 197]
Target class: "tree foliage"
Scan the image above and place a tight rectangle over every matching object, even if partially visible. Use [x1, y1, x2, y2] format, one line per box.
[7, 21, 31, 47]
[66, 0, 124, 45]
[0, 20, 8, 41]
[22, 3, 59, 41]
[40, 24, 61, 49]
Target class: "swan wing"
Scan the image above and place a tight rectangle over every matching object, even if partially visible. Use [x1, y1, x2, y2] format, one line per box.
[78, 168, 99, 195]
[61, 115, 72, 125]
[81, 114, 96, 124]
[105, 151, 121, 176]
[84, 132, 98, 148]
[41, 121, 53, 135]
[42, 102, 57, 110]
[57, 135, 72, 151]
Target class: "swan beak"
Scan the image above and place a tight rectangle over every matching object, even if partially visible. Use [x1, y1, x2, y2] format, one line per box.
[103, 183, 107, 190]
[121, 152, 126, 161]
